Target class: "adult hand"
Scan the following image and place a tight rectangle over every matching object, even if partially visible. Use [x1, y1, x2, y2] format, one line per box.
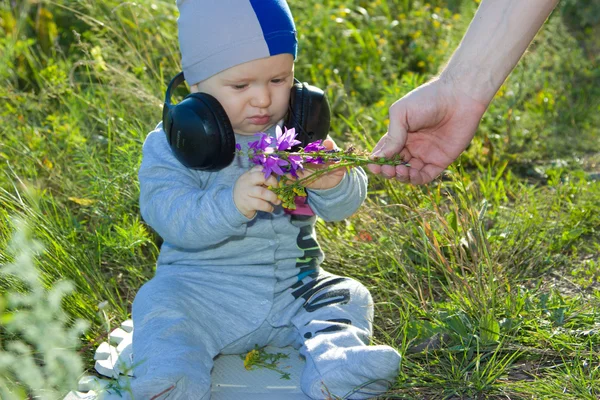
[295, 137, 346, 190]
[233, 165, 281, 219]
[368, 77, 488, 185]
[368, 0, 559, 185]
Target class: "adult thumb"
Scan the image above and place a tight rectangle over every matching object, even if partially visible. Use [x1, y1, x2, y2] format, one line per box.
[371, 107, 407, 158]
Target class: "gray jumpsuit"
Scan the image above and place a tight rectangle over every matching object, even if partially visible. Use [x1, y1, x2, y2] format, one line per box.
[131, 123, 401, 399]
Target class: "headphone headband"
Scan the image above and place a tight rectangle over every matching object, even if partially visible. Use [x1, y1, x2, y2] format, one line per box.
[164, 71, 186, 108]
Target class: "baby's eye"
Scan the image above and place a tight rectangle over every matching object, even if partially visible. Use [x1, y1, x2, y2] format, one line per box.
[271, 78, 285, 84]
[232, 84, 248, 90]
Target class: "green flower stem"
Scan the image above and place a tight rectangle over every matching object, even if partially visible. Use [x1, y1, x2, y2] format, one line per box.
[284, 151, 408, 166]
[272, 150, 407, 186]
[241, 149, 409, 209]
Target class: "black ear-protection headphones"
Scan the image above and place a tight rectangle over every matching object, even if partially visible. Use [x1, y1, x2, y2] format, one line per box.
[162, 72, 331, 171]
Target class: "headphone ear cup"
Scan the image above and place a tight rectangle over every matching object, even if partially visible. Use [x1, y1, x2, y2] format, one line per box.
[286, 82, 305, 147]
[163, 102, 175, 145]
[286, 82, 331, 148]
[167, 93, 235, 170]
[192, 93, 237, 169]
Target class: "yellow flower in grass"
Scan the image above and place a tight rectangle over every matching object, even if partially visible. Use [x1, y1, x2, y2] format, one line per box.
[244, 349, 260, 370]
[495, 85, 506, 99]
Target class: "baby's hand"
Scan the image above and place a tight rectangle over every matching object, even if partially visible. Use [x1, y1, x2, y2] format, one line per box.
[234, 166, 281, 219]
[296, 137, 346, 190]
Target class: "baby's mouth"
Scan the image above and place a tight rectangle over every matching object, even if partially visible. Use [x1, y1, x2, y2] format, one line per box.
[248, 115, 271, 125]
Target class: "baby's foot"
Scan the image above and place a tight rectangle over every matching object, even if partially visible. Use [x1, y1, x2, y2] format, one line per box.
[300, 343, 401, 399]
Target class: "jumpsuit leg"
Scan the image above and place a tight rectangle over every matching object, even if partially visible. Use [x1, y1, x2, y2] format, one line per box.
[130, 275, 220, 400]
[290, 274, 401, 400]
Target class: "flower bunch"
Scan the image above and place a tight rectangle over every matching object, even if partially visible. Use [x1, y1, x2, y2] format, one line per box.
[236, 126, 408, 210]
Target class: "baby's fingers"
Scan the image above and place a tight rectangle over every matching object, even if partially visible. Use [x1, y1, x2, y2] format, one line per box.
[264, 174, 279, 188]
[241, 197, 276, 214]
[247, 167, 279, 187]
[249, 186, 281, 206]
[322, 137, 338, 151]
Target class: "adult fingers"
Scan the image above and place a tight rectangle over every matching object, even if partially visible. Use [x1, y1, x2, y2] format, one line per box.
[390, 158, 439, 184]
[409, 164, 441, 185]
[379, 164, 397, 179]
[393, 164, 410, 183]
[366, 163, 382, 175]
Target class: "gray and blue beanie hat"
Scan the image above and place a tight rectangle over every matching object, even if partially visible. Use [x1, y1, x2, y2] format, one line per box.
[177, 0, 298, 86]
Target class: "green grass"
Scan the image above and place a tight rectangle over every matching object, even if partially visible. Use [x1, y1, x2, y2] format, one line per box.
[1, 0, 599, 398]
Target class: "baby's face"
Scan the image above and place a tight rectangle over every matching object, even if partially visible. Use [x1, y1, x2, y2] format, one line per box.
[194, 54, 294, 135]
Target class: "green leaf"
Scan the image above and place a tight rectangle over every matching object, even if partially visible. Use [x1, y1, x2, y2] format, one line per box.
[480, 313, 500, 345]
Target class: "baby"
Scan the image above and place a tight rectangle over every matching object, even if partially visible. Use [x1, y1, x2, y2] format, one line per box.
[131, 1, 401, 399]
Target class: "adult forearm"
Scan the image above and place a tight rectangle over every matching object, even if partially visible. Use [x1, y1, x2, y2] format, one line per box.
[440, 0, 559, 105]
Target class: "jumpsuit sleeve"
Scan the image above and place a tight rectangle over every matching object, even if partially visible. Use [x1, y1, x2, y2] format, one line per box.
[305, 167, 368, 222]
[138, 126, 251, 250]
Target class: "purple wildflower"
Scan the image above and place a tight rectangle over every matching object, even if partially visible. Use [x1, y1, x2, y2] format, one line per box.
[304, 140, 326, 153]
[262, 155, 289, 178]
[276, 126, 301, 151]
[286, 154, 304, 177]
[305, 156, 325, 165]
[303, 139, 326, 164]
[251, 152, 267, 166]
[235, 143, 242, 151]
[248, 132, 273, 151]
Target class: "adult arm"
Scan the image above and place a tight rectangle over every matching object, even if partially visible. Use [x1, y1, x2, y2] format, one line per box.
[369, 0, 559, 184]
